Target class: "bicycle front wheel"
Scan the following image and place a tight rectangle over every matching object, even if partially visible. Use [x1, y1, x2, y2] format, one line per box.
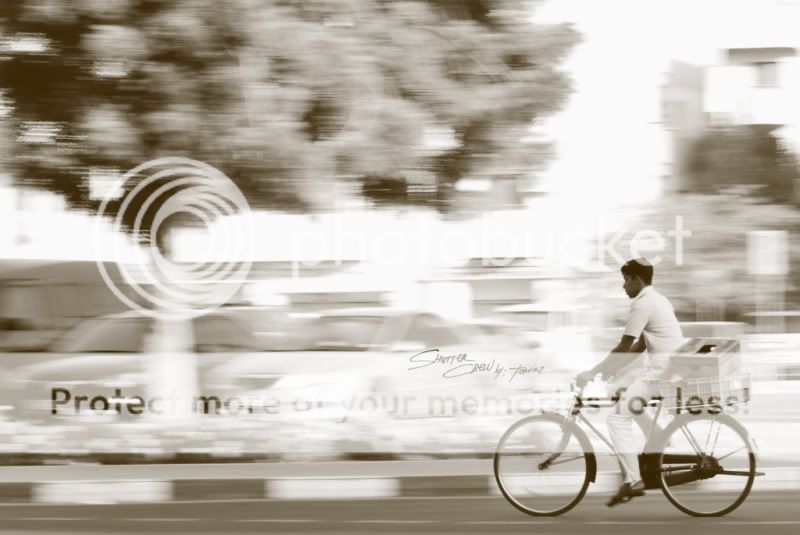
[656, 412, 756, 517]
[494, 413, 593, 516]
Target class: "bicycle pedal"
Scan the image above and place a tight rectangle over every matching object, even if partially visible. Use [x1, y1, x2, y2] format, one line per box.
[606, 482, 645, 508]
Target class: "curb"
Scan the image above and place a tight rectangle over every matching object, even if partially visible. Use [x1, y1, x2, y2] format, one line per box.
[0, 477, 491, 504]
[0, 468, 797, 504]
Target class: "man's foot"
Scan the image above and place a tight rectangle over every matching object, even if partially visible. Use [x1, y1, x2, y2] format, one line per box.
[606, 480, 646, 507]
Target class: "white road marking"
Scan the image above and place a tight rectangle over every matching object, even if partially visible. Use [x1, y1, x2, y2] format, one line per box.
[584, 521, 800, 525]
[122, 518, 199, 522]
[457, 520, 557, 525]
[3, 517, 800, 525]
[15, 517, 93, 521]
[350, 520, 441, 524]
[235, 519, 317, 523]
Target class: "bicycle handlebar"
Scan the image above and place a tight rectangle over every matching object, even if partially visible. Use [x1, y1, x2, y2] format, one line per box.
[570, 382, 586, 398]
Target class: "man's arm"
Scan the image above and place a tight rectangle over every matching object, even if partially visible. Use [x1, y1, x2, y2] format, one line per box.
[576, 296, 651, 386]
[576, 334, 646, 385]
[591, 334, 643, 376]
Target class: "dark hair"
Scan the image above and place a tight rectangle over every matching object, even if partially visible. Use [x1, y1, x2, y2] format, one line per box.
[621, 258, 653, 285]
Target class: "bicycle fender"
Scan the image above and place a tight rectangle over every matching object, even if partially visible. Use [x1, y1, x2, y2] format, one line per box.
[585, 452, 597, 483]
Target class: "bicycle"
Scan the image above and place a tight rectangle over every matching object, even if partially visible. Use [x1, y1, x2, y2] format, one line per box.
[493, 374, 763, 517]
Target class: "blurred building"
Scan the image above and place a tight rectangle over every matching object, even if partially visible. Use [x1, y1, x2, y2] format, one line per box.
[704, 0, 800, 147]
[661, 61, 706, 193]
[661, 0, 800, 192]
[705, 48, 800, 133]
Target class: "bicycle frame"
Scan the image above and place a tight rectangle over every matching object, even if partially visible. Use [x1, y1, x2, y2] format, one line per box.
[494, 385, 761, 517]
[557, 388, 748, 489]
[555, 388, 702, 487]
[567, 389, 664, 453]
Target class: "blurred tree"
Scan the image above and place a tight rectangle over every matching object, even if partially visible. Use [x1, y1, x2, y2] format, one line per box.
[682, 125, 800, 202]
[0, 0, 579, 412]
[673, 125, 800, 319]
[0, 0, 579, 222]
[622, 189, 800, 322]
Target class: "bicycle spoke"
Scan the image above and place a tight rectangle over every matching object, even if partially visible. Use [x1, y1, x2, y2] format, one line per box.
[659, 415, 755, 517]
[704, 418, 718, 454]
[716, 445, 747, 462]
[544, 455, 584, 467]
[680, 424, 704, 455]
[708, 418, 722, 457]
[494, 416, 590, 516]
[704, 420, 713, 452]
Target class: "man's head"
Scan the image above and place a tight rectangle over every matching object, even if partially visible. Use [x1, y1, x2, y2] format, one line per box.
[621, 258, 653, 298]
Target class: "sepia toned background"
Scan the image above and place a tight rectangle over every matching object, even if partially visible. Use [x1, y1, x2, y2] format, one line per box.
[0, 0, 799, 532]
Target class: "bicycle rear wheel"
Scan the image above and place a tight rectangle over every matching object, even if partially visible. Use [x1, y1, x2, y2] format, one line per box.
[656, 412, 756, 517]
[494, 413, 593, 516]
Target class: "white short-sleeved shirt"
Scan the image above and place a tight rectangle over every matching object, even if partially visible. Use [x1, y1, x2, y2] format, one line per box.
[623, 285, 685, 381]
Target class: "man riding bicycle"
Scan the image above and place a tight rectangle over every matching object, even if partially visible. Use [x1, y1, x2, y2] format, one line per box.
[576, 258, 685, 507]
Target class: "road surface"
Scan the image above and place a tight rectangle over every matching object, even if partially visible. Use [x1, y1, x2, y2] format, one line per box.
[0, 490, 797, 534]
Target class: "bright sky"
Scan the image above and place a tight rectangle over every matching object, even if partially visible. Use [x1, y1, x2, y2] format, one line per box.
[4, 1, 800, 265]
[531, 0, 800, 210]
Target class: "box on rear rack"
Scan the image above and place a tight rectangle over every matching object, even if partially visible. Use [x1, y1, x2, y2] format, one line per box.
[659, 374, 751, 414]
[667, 337, 741, 379]
[660, 337, 749, 414]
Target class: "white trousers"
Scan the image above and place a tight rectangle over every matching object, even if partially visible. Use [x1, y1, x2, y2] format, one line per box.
[606, 378, 662, 483]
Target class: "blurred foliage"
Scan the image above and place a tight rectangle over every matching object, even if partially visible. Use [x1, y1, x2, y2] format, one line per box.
[682, 125, 800, 202]
[629, 190, 800, 321]
[666, 125, 800, 318]
[0, 0, 579, 236]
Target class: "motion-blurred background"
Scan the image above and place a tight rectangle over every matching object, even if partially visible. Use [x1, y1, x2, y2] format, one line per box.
[0, 0, 799, 464]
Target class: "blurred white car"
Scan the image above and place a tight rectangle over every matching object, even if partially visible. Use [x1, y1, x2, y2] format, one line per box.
[0, 307, 554, 458]
[493, 303, 595, 372]
[202, 307, 558, 456]
[0, 309, 269, 419]
[208, 307, 553, 416]
[467, 317, 542, 349]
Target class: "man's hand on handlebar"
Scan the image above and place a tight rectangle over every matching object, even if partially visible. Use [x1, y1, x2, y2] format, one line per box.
[575, 370, 596, 388]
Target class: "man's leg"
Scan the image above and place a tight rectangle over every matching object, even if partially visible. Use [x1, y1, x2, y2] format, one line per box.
[632, 383, 662, 444]
[606, 379, 660, 484]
